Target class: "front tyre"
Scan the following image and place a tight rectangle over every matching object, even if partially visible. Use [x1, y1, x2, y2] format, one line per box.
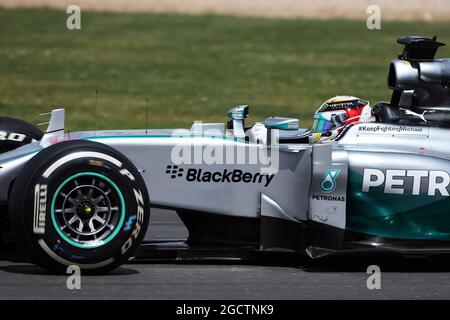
[0, 117, 43, 153]
[9, 140, 150, 274]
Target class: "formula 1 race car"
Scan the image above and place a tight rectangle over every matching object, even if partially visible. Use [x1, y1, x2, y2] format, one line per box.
[1, 36, 450, 274]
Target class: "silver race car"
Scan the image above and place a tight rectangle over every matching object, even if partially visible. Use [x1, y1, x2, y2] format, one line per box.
[1, 36, 450, 274]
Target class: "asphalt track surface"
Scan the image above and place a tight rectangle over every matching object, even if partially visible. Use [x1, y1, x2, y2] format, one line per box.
[1, 209, 450, 299]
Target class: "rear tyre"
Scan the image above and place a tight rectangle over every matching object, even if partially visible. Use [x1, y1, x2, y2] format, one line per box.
[9, 140, 150, 274]
[0, 117, 43, 153]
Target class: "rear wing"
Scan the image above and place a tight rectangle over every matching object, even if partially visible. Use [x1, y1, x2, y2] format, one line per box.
[39, 108, 65, 147]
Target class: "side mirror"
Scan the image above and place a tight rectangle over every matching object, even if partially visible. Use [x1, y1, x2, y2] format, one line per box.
[227, 105, 249, 139]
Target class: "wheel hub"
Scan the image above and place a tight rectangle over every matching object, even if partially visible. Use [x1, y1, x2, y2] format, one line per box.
[52, 173, 124, 248]
[77, 200, 95, 219]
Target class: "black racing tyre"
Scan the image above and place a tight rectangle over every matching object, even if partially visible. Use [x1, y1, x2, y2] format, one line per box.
[0, 117, 43, 153]
[9, 140, 150, 274]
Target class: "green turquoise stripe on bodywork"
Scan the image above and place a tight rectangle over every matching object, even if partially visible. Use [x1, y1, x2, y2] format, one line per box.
[50, 172, 126, 249]
[347, 170, 450, 240]
[83, 135, 249, 144]
[3, 133, 249, 164]
[265, 121, 299, 130]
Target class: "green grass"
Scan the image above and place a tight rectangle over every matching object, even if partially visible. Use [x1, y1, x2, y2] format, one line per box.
[1, 8, 450, 131]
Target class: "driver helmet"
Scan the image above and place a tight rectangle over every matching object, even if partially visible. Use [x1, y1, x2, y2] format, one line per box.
[310, 96, 373, 142]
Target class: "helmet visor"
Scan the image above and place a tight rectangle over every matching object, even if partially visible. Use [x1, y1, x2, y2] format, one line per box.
[312, 115, 333, 133]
